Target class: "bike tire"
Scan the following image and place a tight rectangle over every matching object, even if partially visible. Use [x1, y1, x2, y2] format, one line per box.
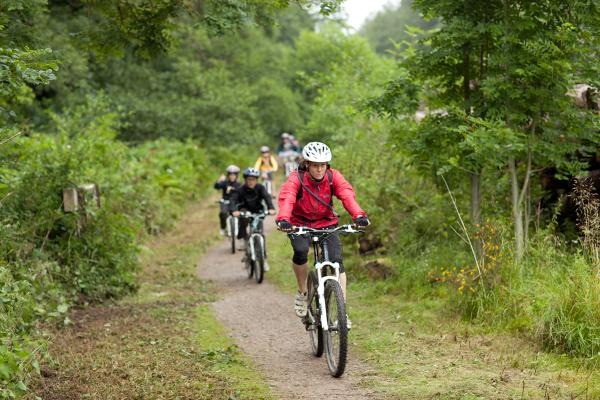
[324, 280, 348, 378]
[307, 271, 324, 357]
[246, 249, 254, 279]
[227, 216, 237, 254]
[254, 236, 264, 284]
[265, 180, 272, 197]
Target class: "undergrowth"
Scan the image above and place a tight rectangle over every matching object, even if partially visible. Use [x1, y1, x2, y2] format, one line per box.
[0, 96, 243, 398]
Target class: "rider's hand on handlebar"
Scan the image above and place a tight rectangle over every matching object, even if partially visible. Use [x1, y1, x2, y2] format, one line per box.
[268, 209, 276, 215]
[232, 211, 241, 217]
[277, 220, 294, 232]
[353, 216, 370, 228]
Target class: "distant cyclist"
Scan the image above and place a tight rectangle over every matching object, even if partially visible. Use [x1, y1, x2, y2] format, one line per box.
[230, 168, 276, 267]
[214, 165, 241, 236]
[275, 142, 370, 325]
[277, 133, 301, 177]
[254, 146, 278, 196]
[276, 132, 300, 155]
[289, 134, 301, 151]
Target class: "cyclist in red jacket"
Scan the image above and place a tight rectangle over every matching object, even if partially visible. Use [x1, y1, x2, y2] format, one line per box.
[276, 142, 370, 324]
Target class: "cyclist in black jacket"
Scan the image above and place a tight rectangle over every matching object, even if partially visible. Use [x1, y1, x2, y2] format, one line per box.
[214, 165, 242, 235]
[230, 167, 275, 237]
[230, 167, 276, 270]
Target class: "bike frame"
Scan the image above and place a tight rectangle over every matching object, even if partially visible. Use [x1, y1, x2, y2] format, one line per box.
[240, 212, 267, 262]
[312, 237, 340, 332]
[293, 225, 361, 332]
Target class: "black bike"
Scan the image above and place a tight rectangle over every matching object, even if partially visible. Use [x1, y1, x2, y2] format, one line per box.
[289, 224, 363, 378]
[239, 211, 268, 284]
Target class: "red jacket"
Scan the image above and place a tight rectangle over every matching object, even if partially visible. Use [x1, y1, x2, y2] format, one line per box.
[276, 168, 366, 228]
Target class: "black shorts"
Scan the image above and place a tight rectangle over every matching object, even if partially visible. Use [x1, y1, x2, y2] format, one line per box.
[288, 225, 344, 272]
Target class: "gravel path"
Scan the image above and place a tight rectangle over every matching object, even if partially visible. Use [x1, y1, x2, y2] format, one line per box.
[197, 222, 380, 400]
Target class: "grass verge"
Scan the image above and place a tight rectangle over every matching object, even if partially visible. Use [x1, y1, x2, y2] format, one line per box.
[265, 228, 600, 399]
[28, 200, 273, 400]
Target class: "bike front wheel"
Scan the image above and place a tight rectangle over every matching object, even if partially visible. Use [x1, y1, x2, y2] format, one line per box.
[307, 271, 323, 357]
[245, 248, 254, 279]
[324, 280, 348, 378]
[253, 236, 264, 284]
[265, 180, 272, 197]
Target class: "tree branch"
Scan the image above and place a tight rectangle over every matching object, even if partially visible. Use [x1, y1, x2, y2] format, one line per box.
[0, 131, 22, 146]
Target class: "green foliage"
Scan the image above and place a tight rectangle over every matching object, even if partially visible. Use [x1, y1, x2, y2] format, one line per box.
[536, 256, 600, 364]
[32, 10, 311, 143]
[295, 23, 453, 261]
[0, 96, 217, 396]
[0, 45, 58, 139]
[201, 0, 342, 35]
[296, 5, 600, 368]
[0, 2, 345, 397]
[452, 227, 600, 364]
[360, 0, 437, 55]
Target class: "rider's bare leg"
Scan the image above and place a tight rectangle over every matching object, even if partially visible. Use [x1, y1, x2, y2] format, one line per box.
[293, 262, 308, 294]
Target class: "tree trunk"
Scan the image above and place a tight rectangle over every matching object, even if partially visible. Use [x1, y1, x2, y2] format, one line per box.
[470, 171, 482, 258]
[509, 158, 525, 262]
[524, 179, 531, 244]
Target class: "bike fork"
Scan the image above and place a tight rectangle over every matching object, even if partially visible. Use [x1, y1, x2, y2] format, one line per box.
[315, 263, 341, 332]
[317, 284, 328, 331]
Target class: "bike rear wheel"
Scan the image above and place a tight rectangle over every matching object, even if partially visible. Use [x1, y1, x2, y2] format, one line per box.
[324, 280, 348, 377]
[307, 271, 323, 357]
[254, 236, 264, 284]
[228, 218, 236, 254]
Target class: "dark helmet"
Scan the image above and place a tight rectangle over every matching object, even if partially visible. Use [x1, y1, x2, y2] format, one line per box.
[243, 167, 260, 178]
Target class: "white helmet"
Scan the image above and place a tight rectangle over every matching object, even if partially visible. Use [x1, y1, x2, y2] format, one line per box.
[281, 132, 291, 139]
[302, 142, 332, 163]
[225, 165, 240, 174]
[260, 145, 270, 153]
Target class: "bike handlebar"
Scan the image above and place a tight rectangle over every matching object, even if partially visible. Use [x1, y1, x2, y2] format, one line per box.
[287, 224, 363, 236]
[238, 211, 268, 219]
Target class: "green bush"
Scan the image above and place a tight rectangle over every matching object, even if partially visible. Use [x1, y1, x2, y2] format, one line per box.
[0, 97, 217, 396]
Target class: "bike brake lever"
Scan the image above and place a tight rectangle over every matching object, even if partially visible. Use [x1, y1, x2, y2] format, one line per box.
[344, 225, 365, 234]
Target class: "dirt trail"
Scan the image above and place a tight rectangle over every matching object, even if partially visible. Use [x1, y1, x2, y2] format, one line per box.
[197, 221, 380, 400]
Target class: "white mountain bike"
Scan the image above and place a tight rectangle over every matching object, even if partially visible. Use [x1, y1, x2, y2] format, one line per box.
[289, 224, 363, 377]
[219, 199, 238, 254]
[239, 211, 268, 284]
